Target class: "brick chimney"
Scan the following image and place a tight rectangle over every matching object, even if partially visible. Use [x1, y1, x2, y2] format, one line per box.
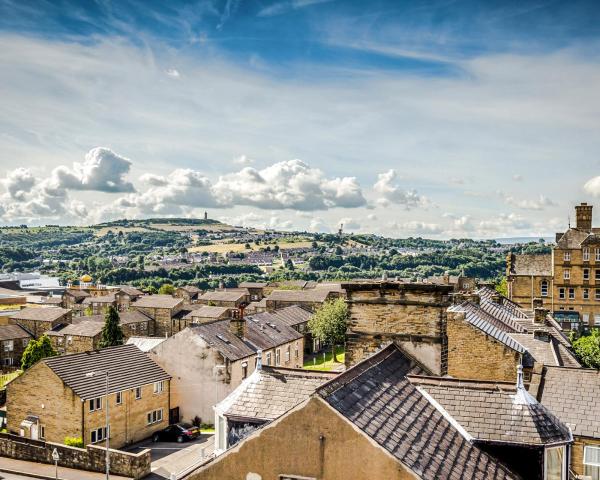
[534, 307, 548, 324]
[575, 202, 593, 232]
[490, 293, 502, 305]
[229, 306, 247, 338]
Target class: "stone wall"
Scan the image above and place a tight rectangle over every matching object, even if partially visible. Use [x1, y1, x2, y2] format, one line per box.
[446, 311, 520, 382]
[134, 306, 174, 337]
[571, 435, 600, 477]
[342, 282, 453, 374]
[0, 432, 150, 479]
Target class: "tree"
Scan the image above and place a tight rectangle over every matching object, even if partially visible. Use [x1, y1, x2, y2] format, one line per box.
[99, 306, 124, 348]
[285, 258, 295, 270]
[572, 329, 600, 369]
[495, 277, 508, 297]
[308, 298, 347, 362]
[21, 335, 57, 370]
[158, 283, 175, 295]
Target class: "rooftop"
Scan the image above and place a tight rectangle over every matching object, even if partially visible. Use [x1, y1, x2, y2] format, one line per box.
[133, 294, 183, 310]
[508, 254, 552, 276]
[58, 321, 103, 337]
[0, 324, 32, 341]
[82, 294, 116, 305]
[266, 288, 335, 303]
[117, 286, 145, 297]
[182, 305, 231, 320]
[43, 344, 170, 400]
[199, 290, 248, 302]
[10, 306, 70, 322]
[238, 282, 268, 289]
[126, 336, 167, 352]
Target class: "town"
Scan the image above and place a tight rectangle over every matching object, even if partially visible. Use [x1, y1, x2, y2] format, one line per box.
[0, 202, 597, 479]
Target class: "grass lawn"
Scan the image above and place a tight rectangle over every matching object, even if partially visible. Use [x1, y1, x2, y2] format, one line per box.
[188, 239, 315, 254]
[303, 346, 345, 372]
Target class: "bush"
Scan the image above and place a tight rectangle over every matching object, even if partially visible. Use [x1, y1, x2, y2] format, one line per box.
[64, 436, 84, 448]
[192, 415, 202, 427]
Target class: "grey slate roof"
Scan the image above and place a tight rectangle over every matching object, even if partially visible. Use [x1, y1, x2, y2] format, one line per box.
[218, 367, 336, 422]
[238, 282, 268, 289]
[410, 376, 572, 446]
[11, 307, 70, 322]
[72, 310, 152, 326]
[64, 289, 90, 300]
[244, 311, 304, 351]
[199, 290, 247, 302]
[182, 305, 231, 320]
[253, 305, 311, 328]
[82, 294, 116, 305]
[507, 334, 580, 368]
[318, 344, 520, 480]
[508, 254, 552, 276]
[58, 321, 103, 337]
[191, 322, 255, 361]
[117, 286, 144, 297]
[0, 324, 32, 341]
[43, 344, 170, 400]
[538, 366, 600, 438]
[266, 289, 334, 303]
[556, 228, 591, 249]
[133, 295, 183, 310]
[178, 285, 202, 295]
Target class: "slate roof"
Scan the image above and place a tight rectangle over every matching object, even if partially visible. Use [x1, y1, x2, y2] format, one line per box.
[72, 310, 152, 325]
[507, 334, 580, 368]
[182, 305, 231, 320]
[556, 228, 591, 249]
[0, 324, 32, 341]
[58, 321, 103, 337]
[217, 367, 336, 422]
[238, 282, 268, 289]
[43, 344, 170, 400]
[178, 285, 202, 295]
[191, 322, 255, 361]
[117, 286, 145, 297]
[538, 366, 600, 438]
[133, 295, 183, 310]
[318, 344, 520, 480]
[253, 305, 312, 328]
[64, 289, 90, 300]
[267, 289, 334, 303]
[409, 376, 572, 446]
[244, 311, 304, 351]
[11, 307, 70, 322]
[82, 294, 116, 305]
[508, 254, 552, 276]
[126, 336, 167, 352]
[199, 291, 247, 302]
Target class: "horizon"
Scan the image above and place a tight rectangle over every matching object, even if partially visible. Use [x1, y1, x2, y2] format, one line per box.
[1, 0, 600, 239]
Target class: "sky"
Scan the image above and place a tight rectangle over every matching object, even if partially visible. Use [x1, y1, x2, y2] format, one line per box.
[1, 0, 600, 239]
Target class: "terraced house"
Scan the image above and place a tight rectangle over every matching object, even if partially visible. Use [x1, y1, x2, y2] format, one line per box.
[6, 344, 170, 448]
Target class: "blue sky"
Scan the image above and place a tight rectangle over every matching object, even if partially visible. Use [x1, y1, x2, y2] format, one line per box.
[1, 0, 600, 237]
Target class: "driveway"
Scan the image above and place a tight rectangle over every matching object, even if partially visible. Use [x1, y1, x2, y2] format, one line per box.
[126, 434, 214, 479]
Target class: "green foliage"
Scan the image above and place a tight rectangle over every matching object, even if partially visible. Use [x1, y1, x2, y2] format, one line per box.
[64, 436, 84, 448]
[308, 298, 348, 362]
[572, 329, 600, 369]
[99, 306, 124, 348]
[21, 335, 57, 370]
[158, 283, 175, 295]
[285, 258, 295, 270]
[495, 277, 508, 297]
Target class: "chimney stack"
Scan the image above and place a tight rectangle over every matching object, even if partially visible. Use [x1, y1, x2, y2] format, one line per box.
[532, 298, 543, 309]
[575, 203, 593, 232]
[534, 307, 548, 324]
[490, 293, 502, 305]
[256, 349, 262, 370]
[230, 306, 247, 338]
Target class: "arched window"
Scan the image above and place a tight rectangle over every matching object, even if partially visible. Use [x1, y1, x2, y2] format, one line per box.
[541, 280, 549, 297]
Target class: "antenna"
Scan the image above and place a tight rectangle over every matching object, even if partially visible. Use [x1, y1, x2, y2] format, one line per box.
[568, 215, 571, 229]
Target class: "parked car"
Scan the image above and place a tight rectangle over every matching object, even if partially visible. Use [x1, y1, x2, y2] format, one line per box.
[152, 423, 201, 443]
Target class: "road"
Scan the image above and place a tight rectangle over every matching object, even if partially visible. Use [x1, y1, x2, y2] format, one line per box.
[0, 473, 40, 480]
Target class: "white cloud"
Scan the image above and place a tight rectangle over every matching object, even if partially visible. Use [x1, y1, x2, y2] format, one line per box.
[308, 217, 330, 233]
[2, 168, 35, 200]
[389, 220, 444, 236]
[166, 69, 180, 78]
[584, 176, 600, 197]
[500, 192, 556, 210]
[233, 155, 253, 166]
[338, 217, 361, 231]
[373, 170, 428, 209]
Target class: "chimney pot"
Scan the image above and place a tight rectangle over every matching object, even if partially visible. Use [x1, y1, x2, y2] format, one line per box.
[575, 202, 593, 232]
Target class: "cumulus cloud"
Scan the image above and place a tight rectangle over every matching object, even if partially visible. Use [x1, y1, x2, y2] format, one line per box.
[373, 170, 428, 209]
[166, 69, 180, 78]
[584, 176, 600, 197]
[233, 155, 253, 166]
[389, 220, 444, 236]
[2, 168, 36, 200]
[499, 192, 556, 210]
[308, 217, 330, 233]
[50, 147, 134, 193]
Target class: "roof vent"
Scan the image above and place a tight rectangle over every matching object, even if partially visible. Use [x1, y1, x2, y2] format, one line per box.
[216, 333, 230, 344]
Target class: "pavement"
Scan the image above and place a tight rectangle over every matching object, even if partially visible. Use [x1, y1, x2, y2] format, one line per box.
[0, 456, 132, 480]
[125, 434, 214, 479]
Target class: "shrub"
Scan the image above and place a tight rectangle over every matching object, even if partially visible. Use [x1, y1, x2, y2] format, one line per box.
[64, 436, 84, 448]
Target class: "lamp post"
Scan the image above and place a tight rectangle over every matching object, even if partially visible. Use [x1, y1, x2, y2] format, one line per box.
[86, 370, 110, 480]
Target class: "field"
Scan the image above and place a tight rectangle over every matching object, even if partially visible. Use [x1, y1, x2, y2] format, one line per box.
[188, 240, 314, 254]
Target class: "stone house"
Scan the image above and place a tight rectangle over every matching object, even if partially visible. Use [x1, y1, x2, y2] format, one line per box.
[6, 344, 171, 449]
[175, 286, 202, 304]
[197, 290, 249, 309]
[131, 295, 183, 337]
[149, 310, 304, 425]
[237, 282, 267, 301]
[188, 343, 570, 480]
[0, 324, 32, 369]
[172, 305, 232, 332]
[47, 321, 103, 354]
[81, 294, 116, 316]
[9, 307, 72, 338]
[506, 252, 552, 310]
[114, 287, 144, 312]
[265, 288, 341, 313]
[61, 289, 91, 314]
[253, 305, 317, 353]
[214, 363, 336, 453]
[536, 366, 600, 478]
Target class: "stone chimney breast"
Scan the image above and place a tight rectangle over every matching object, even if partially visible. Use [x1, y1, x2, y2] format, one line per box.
[575, 202, 593, 232]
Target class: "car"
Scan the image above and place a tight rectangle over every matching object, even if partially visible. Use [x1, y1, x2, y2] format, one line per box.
[152, 423, 201, 443]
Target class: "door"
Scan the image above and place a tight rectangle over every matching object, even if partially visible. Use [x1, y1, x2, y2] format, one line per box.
[30, 423, 39, 440]
[169, 407, 180, 425]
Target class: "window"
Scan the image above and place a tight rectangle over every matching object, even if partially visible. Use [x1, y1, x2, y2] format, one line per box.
[286, 346, 290, 363]
[597, 269, 600, 281]
[241, 362, 248, 379]
[90, 426, 108, 443]
[279, 476, 317, 480]
[146, 409, 163, 425]
[116, 391, 122, 405]
[569, 288, 575, 300]
[584, 248, 591, 261]
[585, 269, 590, 280]
[596, 248, 600, 261]
[4, 358, 13, 366]
[544, 446, 565, 480]
[295, 342, 299, 359]
[266, 352, 272, 366]
[39, 425, 45, 440]
[135, 387, 142, 400]
[563, 269, 570, 280]
[584, 445, 600, 480]
[66, 335, 73, 345]
[3, 340, 13, 352]
[564, 251, 571, 261]
[541, 280, 549, 297]
[130, 324, 137, 332]
[275, 348, 281, 366]
[583, 313, 590, 325]
[89, 397, 102, 412]
[584, 289, 590, 300]
[596, 289, 600, 302]
[153, 381, 164, 394]
[558, 288, 565, 299]
[595, 314, 600, 326]
[21, 338, 29, 348]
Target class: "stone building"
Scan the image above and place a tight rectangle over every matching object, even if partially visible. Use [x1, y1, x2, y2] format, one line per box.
[6, 344, 170, 448]
[341, 281, 453, 373]
[172, 305, 232, 332]
[237, 282, 268, 301]
[265, 288, 341, 313]
[61, 289, 91, 313]
[197, 290, 249, 308]
[114, 287, 144, 312]
[507, 202, 600, 329]
[0, 324, 32, 369]
[132, 295, 183, 337]
[149, 310, 304, 425]
[188, 344, 570, 480]
[81, 294, 116, 316]
[175, 286, 202, 304]
[47, 321, 103, 354]
[9, 307, 72, 338]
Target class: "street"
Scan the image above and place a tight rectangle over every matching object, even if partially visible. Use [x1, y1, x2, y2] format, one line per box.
[0, 473, 40, 480]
